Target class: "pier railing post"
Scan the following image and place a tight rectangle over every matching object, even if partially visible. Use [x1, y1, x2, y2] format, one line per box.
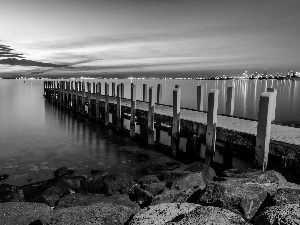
[105, 83, 109, 126]
[254, 92, 276, 171]
[112, 82, 116, 97]
[95, 82, 101, 120]
[87, 82, 92, 116]
[130, 84, 136, 137]
[197, 85, 204, 111]
[143, 84, 148, 102]
[117, 84, 122, 130]
[148, 86, 155, 145]
[82, 82, 85, 114]
[121, 83, 125, 98]
[267, 88, 277, 121]
[205, 89, 219, 167]
[226, 87, 235, 116]
[172, 87, 181, 158]
[157, 84, 162, 104]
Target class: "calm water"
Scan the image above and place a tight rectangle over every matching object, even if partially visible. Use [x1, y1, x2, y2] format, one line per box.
[0, 79, 299, 186]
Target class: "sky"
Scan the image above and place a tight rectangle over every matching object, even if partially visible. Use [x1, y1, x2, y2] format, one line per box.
[0, 0, 299, 78]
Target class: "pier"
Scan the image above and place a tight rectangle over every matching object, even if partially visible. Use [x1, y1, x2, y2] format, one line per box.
[43, 80, 300, 181]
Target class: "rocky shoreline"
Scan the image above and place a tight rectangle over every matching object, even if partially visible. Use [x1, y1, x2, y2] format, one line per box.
[1, 162, 300, 224]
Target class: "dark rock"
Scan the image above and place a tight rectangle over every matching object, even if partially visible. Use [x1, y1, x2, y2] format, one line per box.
[136, 175, 160, 186]
[165, 161, 182, 170]
[0, 174, 9, 180]
[254, 204, 300, 225]
[197, 181, 267, 221]
[39, 202, 136, 225]
[35, 181, 73, 207]
[61, 175, 86, 192]
[128, 203, 249, 224]
[164, 170, 192, 182]
[54, 167, 74, 178]
[183, 162, 216, 180]
[132, 186, 153, 208]
[0, 184, 24, 203]
[121, 181, 139, 195]
[0, 202, 52, 225]
[272, 182, 300, 206]
[20, 178, 58, 202]
[144, 181, 166, 196]
[170, 172, 207, 191]
[137, 163, 169, 180]
[90, 169, 100, 175]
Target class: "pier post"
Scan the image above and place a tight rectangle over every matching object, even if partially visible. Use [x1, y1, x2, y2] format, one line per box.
[112, 82, 116, 97]
[117, 84, 122, 130]
[175, 85, 180, 88]
[95, 82, 101, 120]
[61, 81, 65, 105]
[197, 85, 204, 111]
[66, 82, 70, 107]
[105, 83, 109, 126]
[205, 89, 219, 167]
[143, 84, 148, 102]
[172, 87, 181, 158]
[92, 82, 96, 94]
[148, 86, 155, 145]
[130, 84, 136, 137]
[87, 82, 92, 116]
[254, 92, 276, 171]
[82, 82, 85, 114]
[121, 83, 125, 98]
[267, 88, 277, 121]
[226, 87, 235, 116]
[157, 84, 162, 104]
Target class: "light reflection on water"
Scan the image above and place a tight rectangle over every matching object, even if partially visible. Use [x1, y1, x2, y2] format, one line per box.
[0, 79, 299, 186]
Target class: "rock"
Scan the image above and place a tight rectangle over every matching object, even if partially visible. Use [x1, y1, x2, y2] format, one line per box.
[137, 175, 160, 186]
[151, 188, 199, 206]
[183, 162, 216, 180]
[137, 163, 170, 180]
[56, 193, 140, 213]
[165, 161, 182, 170]
[254, 204, 300, 225]
[85, 172, 134, 196]
[272, 182, 300, 206]
[144, 181, 166, 196]
[0, 202, 52, 225]
[170, 173, 207, 191]
[61, 175, 86, 192]
[54, 167, 74, 178]
[169, 205, 250, 225]
[132, 186, 153, 208]
[90, 169, 101, 175]
[38, 202, 135, 225]
[35, 181, 73, 207]
[0, 174, 9, 180]
[20, 178, 58, 202]
[164, 170, 192, 182]
[122, 181, 139, 195]
[0, 184, 24, 203]
[127, 203, 199, 224]
[197, 181, 267, 221]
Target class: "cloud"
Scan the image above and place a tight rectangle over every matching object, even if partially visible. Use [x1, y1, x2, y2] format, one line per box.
[0, 44, 24, 58]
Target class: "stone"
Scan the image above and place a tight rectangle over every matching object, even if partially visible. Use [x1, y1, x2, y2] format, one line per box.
[183, 162, 217, 180]
[54, 167, 74, 178]
[144, 181, 166, 196]
[272, 183, 300, 206]
[35, 181, 73, 207]
[136, 175, 160, 186]
[137, 163, 170, 180]
[0, 184, 24, 203]
[0, 202, 52, 225]
[61, 175, 86, 192]
[167, 205, 250, 225]
[132, 186, 153, 208]
[164, 170, 191, 182]
[197, 181, 267, 221]
[254, 204, 300, 225]
[170, 172, 206, 191]
[37, 202, 136, 225]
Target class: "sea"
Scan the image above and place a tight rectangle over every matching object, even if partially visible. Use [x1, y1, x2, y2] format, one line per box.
[0, 79, 299, 186]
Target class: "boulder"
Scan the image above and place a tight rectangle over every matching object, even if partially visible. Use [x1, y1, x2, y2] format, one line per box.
[170, 172, 207, 191]
[254, 204, 300, 225]
[132, 186, 153, 208]
[183, 162, 216, 180]
[37, 202, 136, 225]
[0, 184, 24, 203]
[136, 175, 160, 186]
[137, 163, 170, 180]
[54, 167, 74, 178]
[0, 202, 52, 225]
[197, 180, 267, 221]
[144, 181, 166, 196]
[61, 175, 86, 192]
[272, 182, 300, 206]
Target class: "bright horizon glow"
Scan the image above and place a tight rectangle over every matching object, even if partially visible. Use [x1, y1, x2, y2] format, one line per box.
[0, 0, 300, 77]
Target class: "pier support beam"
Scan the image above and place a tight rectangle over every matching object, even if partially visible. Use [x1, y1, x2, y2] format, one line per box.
[81, 82, 86, 113]
[95, 82, 101, 120]
[254, 92, 276, 171]
[87, 82, 92, 116]
[197, 85, 204, 111]
[112, 82, 116, 97]
[105, 83, 109, 126]
[172, 87, 181, 158]
[148, 86, 155, 145]
[143, 84, 148, 102]
[121, 83, 125, 98]
[157, 84, 162, 104]
[226, 87, 235, 116]
[267, 88, 277, 121]
[205, 89, 219, 167]
[117, 84, 122, 130]
[130, 84, 136, 137]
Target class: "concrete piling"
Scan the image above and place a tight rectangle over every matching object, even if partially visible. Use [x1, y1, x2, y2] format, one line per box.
[254, 92, 276, 171]
[148, 86, 155, 145]
[226, 87, 235, 116]
[197, 85, 204, 111]
[130, 84, 136, 137]
[172, 87, 181, 158]
[267, 88, 277, 121]
[205, 89, 219, 167]
[117, 84, 122, 130]
[143, 84, 148, 102]
[112, 82, 116, 97]
[157, 84, 162, 104]
[121, 83, 125, 98]
[105, 83, 109, 126]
